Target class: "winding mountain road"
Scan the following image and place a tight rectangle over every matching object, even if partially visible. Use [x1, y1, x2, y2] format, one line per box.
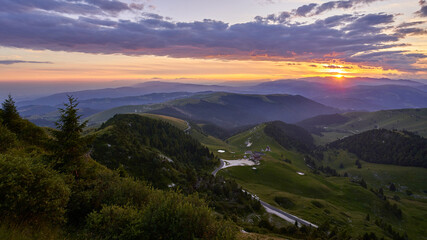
[212, 159, 318, 228]
[184, 121, 191, 133]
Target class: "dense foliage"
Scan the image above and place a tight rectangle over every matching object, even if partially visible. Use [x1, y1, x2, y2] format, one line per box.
[264, 121, 314, 152]
[92, 114, 262, 217]
[329, 129, 427, 167]
[0, 155, 70, 225]
[0, 96, 237, 240]
[92, 114, 216, 187]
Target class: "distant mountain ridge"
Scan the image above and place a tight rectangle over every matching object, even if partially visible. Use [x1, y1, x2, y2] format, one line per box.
[86, 92, 339, 128]
[18, 78, 427, 111]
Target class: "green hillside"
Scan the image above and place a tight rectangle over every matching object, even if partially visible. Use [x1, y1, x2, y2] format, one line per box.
[215, 122, 427, 239]
[0, 97, 238, 240]
[297, 108, 427, 145]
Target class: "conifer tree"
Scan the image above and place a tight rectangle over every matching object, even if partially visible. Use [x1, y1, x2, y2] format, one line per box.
[51, 96, 90, 175]
[1, 94, 21, 132]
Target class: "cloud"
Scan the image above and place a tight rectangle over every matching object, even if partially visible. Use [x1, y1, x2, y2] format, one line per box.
[324, 64, 353, 69]
[0, 0, 143, 16]
[295, 3, 318, 17]
[348, 51, 427, 72]
[417, 0, 427, 17]
[0, 2, 423, 73]
[257, 0, 383, 23]
[0, 60, 52, 65]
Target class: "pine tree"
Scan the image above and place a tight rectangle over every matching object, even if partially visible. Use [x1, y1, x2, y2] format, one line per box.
[51, 96, 91, 176]
[1, 94, 21, 132]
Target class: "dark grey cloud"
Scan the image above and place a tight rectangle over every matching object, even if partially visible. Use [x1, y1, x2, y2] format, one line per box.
[417, 0, 427, 17]
[256, 0, 382, 23]
[398, 21, 425, 28]
[0, 0, 142, 16]
[295, 3, 318, 17]
[0, 60, 52, 65]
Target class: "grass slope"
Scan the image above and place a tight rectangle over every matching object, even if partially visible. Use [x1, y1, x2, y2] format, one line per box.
[214, 123, 427, 239]
[300, 108, 427, 145]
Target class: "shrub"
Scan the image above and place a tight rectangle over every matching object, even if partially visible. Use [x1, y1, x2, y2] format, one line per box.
[139, 191, 236, 240]
[311, 201, 324, 208]
[0, 123, 17, 152]
[0, 155, 70, 225]
[85, 191, 237, 240]
[86, 205, 142, 240]
[274, 196, 296, 209]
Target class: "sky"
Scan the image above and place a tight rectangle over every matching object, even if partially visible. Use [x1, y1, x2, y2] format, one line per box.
[0, 0, 426, 84]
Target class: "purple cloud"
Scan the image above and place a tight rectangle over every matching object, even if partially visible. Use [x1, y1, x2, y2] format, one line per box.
[0, 60, 52, 65]
[0, 1, 423, 73]
[295, 3, 318, 17]
[256, 0, 382, 23]
[0, 0, 142, 15]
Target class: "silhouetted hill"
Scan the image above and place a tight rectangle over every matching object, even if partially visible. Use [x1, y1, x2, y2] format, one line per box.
[87, 92, 339, 128]
[18, 81, 237, 106]
[17, 79, 427, 112]
[19, 92, 200, 127]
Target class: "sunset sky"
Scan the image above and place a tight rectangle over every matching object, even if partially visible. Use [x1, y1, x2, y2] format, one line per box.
[0, 0, 426, 83]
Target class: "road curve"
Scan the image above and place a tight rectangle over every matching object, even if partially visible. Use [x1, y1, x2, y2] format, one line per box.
[211, 159, 317, 228]
[212, 159, 225, 176]
[184, 121, 191, 133]
[260, 201, 318, 228]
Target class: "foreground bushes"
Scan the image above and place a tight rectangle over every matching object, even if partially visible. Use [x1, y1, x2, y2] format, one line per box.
[0, 155, 70, 225]
[86, 192, 237, 240]
[0, 155, 237, 239]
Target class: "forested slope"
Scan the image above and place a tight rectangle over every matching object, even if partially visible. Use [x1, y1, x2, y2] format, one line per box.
[328, 129, 427, 167]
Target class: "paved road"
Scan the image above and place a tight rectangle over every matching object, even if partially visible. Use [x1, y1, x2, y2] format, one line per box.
[211, 159, 318, 228]
[260, 201, 317, 228]
[184, 121, 191, 133]
[211, 159, 225, 176]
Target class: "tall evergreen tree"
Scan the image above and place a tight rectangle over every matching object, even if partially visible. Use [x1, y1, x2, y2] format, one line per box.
[51, 96, 90, 175]
[1, 94, 21, 132]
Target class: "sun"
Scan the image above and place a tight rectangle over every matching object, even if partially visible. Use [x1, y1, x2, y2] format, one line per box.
[335, 74, 344, 79]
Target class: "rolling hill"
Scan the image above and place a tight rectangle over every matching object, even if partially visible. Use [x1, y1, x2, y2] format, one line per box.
[297, 108, 427, 145]
[86, 92, 339, 128]
[18, 92, 199, 127]
[17, 78, 427, 113]
[252, 80, 427, 111]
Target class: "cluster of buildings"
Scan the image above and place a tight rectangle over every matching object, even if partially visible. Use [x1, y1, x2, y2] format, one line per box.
[243, 145, 271, 164]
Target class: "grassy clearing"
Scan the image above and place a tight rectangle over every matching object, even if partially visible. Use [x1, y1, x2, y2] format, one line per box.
[138, 113, 188, 130]
[312, 109, 427, 145]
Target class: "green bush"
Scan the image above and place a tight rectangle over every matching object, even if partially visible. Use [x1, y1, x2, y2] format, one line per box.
[86, 205, 142, 240]
[311, 201, 324, 208]
[85, 191, 237, 240]
[0, 123, 17, 152]
[0, 155, 70, 225]
[66, 161, 151, 225]
[274, 196, 296, 209]
[139, 191, 236, 240]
